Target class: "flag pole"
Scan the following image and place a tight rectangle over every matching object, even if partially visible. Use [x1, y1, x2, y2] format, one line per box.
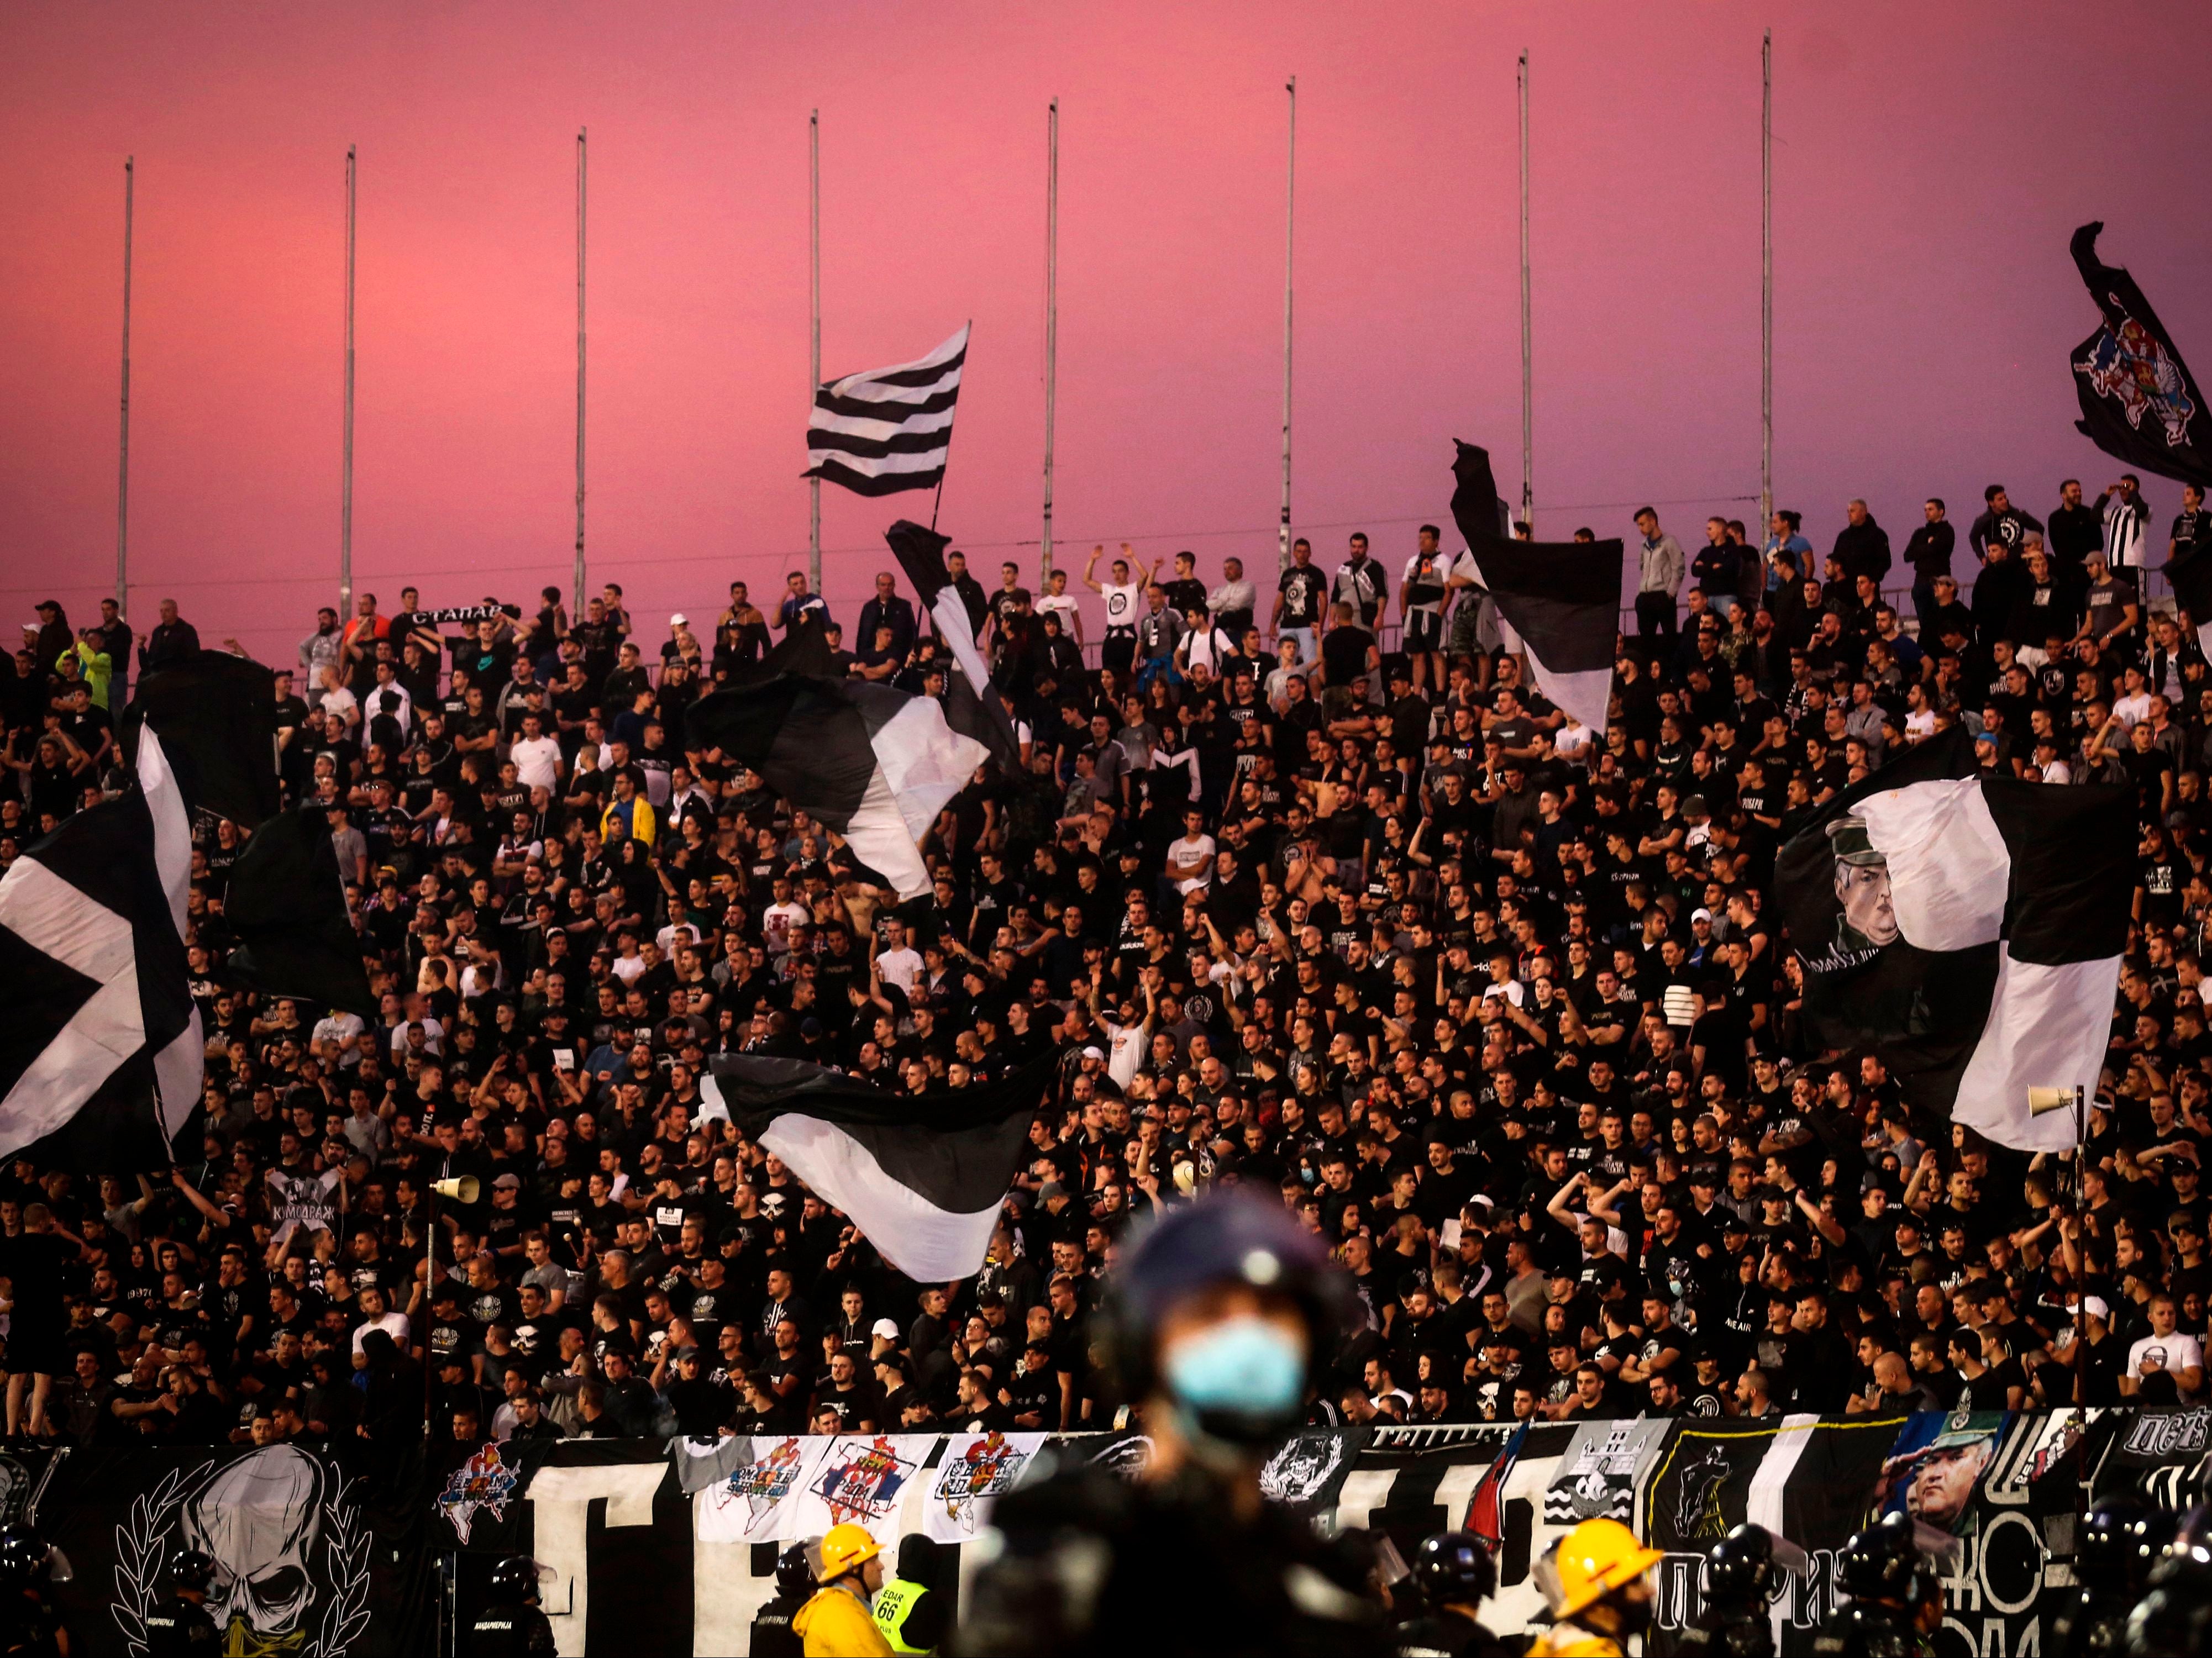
[1518, 51, 1532, 531]
[1761, 28, 1773, 532]
[2074, 1081, 2089, 1519]
[932, 322, 969, 533]
[574, 127, 588, 618]
[1041, 97, 1059, 581]
[340, 145, 356, 618]
[1278, 75, 1296, 574]
[116, 156, 134, 613]
[810, 109, 822, 594]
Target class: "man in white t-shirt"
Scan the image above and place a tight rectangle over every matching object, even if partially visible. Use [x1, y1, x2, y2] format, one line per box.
[509, 710, 564, 790]
[1165, 808, 1216, 896]
[761, 880, 810, 956]
[317, 665, 359, 736]
[350, 1285, 412, 1362]
[2124, 1293, 2205, 1402]
[1034, 568, 1083, 646]
[875, 922, 924, 997]
[311, 1010, 366, 1067]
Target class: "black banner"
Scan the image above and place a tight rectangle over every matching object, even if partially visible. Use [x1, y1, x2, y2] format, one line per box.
[42, 1443, 414, 1658]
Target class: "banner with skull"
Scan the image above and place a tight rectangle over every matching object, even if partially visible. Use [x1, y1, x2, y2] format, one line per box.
[44, 1444, 392, 1658]
[12, 1410, 2175, 1656]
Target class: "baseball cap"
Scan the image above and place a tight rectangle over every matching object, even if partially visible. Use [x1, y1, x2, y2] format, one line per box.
[670, 612, 689, 626]
[2081, 1296, 2111, 1322]
[493, 1173, 522, 1189]
[1080, 1045, 1105, 1061]
[871, 1318, 901, 1341]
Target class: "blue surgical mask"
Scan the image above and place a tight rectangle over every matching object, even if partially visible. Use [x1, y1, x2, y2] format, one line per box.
[1162, 1317, 1305, 1423]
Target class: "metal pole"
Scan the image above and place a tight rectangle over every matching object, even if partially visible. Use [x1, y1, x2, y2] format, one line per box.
[1278, 76, 1296, 573]
[117, 156, 134, 613]
[810, 110, 822, 595]
[1041, 98, 1059, 581]
[2074, 1082, 2089, 1514]
[574, 128, 587, 618]
[1761, 28, 1773, 532]
[341, 145, 356, 617]
[1518, 52, 1532, 531]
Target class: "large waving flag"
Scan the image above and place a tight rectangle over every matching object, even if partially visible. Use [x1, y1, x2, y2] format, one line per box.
[697, 1051, 1063, 1281]
[1775, 727, 2135, 1150]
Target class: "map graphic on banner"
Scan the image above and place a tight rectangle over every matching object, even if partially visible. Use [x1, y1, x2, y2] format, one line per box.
[1544, 1417, 1670, 1523]
[921, 1432, 1046, 1542]
[792, 1434, 931, 1544]
[436, 1443, 524, 1546]
[694, 1435, 837, 1545]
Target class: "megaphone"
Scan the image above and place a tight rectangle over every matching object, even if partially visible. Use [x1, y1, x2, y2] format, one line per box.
[432, 1176, 480, 1204]
[2028, 1087, 2080, 1118]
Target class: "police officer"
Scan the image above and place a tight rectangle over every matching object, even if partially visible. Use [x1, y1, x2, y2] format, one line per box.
[871, 1534, 947, 1654]
[1815, 1511, 1942, 1657]
[1527, 1517, 1666, 1657]
[795, 1524, 891, 1655]
[2048, 1492, 2173, 1658]
[142, 1548, 219, 1658]
[1679, 1525, 1782, 1657]
[750, 1543, 813, 1658]
[1394, 1531, 1509, 1658]
[959, 1191, 1386, 1657]
[2127, 1551, 2212, 1656]
[0, 1527, 64, 1658]
[467, 1555, 555, 1657]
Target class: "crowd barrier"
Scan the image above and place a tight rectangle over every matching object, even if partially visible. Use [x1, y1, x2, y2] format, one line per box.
[13, 1407, 2207, 1656]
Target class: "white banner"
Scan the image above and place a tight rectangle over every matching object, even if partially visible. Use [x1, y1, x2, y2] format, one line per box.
[920, 1432, 1047, 1543]
[693, 1435, 838, 1545]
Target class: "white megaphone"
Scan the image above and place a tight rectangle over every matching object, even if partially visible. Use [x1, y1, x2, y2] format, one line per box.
[2027, 1087, 2079, 1118]
[432, 1176, 480, 1204]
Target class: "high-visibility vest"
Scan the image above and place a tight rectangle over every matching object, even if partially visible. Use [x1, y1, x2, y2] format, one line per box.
[870, 1577, 934, 1654]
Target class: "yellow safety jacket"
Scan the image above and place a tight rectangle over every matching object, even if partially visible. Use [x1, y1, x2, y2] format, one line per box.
[870, 1576, 935, 1654]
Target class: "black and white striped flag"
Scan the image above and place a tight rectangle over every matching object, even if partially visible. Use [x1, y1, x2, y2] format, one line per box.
[1777, 726, 2136, 1151]
[803, 324, 969, 497]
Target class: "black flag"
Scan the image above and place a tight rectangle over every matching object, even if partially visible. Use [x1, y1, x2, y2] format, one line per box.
[686, 660, 987, 902]
[1447, 443, 1625, 732]
[119, 650, 282, 829]
[885, 518, 1022, 767]
[223, 809, 377, 1017]
[697, 1050, 1063, 1281]
[2069, 222, 2212, 489]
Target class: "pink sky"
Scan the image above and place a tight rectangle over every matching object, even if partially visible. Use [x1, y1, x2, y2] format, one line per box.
[4, 0, 2209, 667]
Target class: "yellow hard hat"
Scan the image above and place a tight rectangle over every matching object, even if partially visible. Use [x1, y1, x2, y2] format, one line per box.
[818, 1523, 882, 1581]
[1548, 1518, 1666, 1620]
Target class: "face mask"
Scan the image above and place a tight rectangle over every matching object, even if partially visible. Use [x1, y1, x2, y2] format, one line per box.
[1162, 1317, 1306, 1431]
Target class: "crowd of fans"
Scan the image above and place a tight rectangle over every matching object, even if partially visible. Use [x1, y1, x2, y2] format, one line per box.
[3, 465, 2211, 1458]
